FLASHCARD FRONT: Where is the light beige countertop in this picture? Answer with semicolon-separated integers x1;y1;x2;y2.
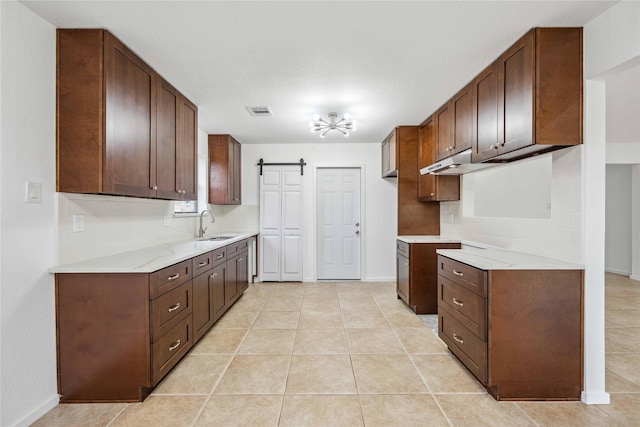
49;232;258;274
397;235;462;244
436;246;584;270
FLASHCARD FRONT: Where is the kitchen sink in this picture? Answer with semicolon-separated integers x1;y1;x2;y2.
201;235;236;241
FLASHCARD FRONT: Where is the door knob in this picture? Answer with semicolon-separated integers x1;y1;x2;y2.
355;222;360;227
355;230;360;235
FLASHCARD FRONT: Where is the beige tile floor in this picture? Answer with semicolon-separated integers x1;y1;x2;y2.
33;275;639;426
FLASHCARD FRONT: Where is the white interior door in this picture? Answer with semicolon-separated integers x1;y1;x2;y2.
259;166;303;282
281;168;303;281
317;168;361;280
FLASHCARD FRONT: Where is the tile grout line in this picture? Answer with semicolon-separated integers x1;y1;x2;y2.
189;296;257;427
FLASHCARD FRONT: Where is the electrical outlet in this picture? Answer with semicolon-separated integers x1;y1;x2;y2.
164;215;172;226
73;214;85;232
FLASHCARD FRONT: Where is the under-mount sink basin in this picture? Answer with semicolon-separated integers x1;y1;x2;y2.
199;234;237;241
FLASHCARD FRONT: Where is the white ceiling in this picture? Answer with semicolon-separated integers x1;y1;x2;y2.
22;0;616;144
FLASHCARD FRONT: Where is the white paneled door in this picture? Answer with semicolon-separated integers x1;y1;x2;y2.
317;168;361;280
259;166;303;282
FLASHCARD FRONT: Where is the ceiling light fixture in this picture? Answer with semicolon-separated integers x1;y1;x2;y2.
308;112;357;138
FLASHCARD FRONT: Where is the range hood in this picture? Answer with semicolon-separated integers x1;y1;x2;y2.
420;149;497;176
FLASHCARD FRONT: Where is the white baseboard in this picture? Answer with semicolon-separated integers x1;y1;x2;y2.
581;391;610;405
630;275;640;282
605;267;631;276
363;276;395;282
13;394;59;427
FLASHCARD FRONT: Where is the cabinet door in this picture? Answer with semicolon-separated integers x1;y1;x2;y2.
211;262;227;321
418;120;436;201
103;32;157;198
396;253;410;303
498;30;535;155
193;272;214;342
381;139;390;177
237;250;249;294
230;138;241;204
435;103;453;160
156;78;180;200
381;129;397;177
177;95;198;201
452;83;473;154
225;256;239;306
472;62;500;162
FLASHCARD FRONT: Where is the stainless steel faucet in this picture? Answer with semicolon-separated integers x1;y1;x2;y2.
198;209;216;238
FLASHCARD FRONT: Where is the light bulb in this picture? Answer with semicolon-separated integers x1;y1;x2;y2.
320;133;326;139
343;113;351;120
313;114;320;121
308;121;314;127
344;132;349;137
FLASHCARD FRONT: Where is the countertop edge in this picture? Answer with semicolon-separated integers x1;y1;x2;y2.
436;248;585;271
49;232;259;274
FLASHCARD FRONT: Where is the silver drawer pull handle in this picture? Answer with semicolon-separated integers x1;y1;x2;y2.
169;339;181;351
452;269;464;277
198;261;208;267
452;298;464;307
453;334;464;344
167;273;180;281
167;303;181;313
216;254;224;259
210;273;217;279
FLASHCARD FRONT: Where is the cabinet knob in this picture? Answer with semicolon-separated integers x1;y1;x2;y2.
489;144;495;149
430;193;435;196
151;185;158;191
182;190;186;194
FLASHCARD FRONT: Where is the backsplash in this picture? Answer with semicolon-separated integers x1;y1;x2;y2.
56;193;259;265
440;146;583;264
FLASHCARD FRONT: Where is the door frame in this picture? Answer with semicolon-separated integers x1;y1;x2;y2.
313;164;366;281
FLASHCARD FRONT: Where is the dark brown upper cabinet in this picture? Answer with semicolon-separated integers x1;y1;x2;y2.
418;117;460;202
472;61;500;162
435;83;474;162
56;29;198;200
208;134;242;205
381;128;398;177
434;103;453;161
473;27;582;162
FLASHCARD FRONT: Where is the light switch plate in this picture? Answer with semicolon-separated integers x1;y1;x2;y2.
73;214;85;232
26;181;42;204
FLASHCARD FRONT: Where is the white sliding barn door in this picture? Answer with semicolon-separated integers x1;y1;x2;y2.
259;166;303;281
317;168;361;280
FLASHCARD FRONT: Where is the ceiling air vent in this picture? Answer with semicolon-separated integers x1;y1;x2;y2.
246;106;273;117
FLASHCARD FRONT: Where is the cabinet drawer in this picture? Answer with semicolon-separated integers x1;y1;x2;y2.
150;260;192;299
226;242;238;257
439;310;486;384
438;275;486;339
212;247;226;267
151;281;192;342
152;315;193;385
193;252;214;276
438;255;487;297
396;240;410;257
236;238;249;251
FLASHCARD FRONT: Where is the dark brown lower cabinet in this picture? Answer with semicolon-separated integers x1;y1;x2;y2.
437;254;583;400
396;239;461;314
55;238;251;402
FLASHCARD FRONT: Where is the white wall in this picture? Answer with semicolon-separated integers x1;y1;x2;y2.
441;147;583;263
242;142;397;282
605;165;632;275
582;0;640;405
0;2;58;425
